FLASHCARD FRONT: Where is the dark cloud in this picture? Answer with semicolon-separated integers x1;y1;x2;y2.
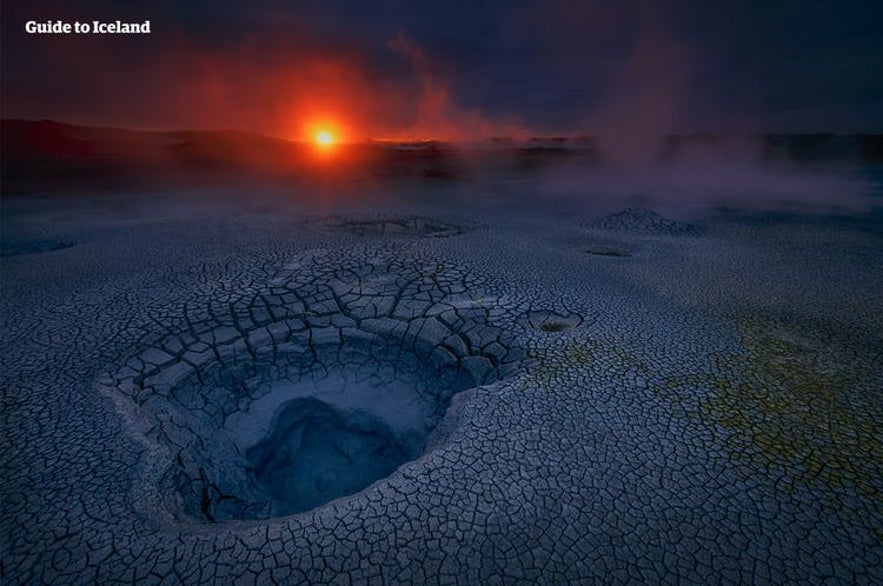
2;0;881;136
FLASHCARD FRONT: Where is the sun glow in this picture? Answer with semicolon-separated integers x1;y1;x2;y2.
315;130;334;146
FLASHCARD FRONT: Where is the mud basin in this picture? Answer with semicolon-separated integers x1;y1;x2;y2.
229;367;459;517
106;253;523;522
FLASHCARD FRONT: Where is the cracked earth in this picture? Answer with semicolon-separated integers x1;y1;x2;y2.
2;187;882;583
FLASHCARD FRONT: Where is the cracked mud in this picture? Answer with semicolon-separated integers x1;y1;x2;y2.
3;196;882;583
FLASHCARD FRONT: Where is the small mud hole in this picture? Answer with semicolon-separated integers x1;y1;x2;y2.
583;245;632;257
518;310;583;334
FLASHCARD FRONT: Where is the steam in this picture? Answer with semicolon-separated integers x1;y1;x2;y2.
524;4;874;216
587;27;693;166
388;31;526;142
537;137;875;215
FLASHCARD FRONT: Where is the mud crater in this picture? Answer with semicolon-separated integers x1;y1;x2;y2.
595;208;698;236
312;216;471;238
108;256;522;522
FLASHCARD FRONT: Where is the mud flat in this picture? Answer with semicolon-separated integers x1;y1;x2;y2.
2;180;882;583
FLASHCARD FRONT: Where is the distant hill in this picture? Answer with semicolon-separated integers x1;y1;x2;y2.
1;119;311;192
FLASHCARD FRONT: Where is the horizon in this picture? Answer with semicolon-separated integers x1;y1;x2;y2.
6;117;883;145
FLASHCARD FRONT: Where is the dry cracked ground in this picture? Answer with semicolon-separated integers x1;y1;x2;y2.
2;184;882;583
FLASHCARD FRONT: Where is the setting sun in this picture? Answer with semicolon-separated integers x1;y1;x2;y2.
315;130;334;146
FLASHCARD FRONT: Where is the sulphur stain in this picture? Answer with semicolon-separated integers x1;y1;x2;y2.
701;316;882;504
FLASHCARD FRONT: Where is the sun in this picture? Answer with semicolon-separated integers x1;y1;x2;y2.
315;130;334;146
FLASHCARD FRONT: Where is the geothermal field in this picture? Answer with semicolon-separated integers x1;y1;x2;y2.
3;1;883;581
2;122;882;582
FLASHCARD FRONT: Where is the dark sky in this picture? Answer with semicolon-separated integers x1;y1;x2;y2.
2;0;881;139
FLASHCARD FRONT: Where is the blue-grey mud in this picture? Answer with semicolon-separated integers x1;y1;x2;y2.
2;137;882;583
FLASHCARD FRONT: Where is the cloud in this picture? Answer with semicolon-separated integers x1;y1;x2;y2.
3;0;881;134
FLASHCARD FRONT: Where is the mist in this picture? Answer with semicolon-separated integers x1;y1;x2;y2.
535;137;877;217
